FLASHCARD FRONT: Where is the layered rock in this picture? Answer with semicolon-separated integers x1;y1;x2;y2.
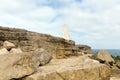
0;26;111;80
23;56;111;80
0;26;92;59
75;45;93;55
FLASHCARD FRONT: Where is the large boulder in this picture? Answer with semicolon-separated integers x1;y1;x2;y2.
3;41;16;51
0;52;37;80
32;48;52;66
91;50;115;64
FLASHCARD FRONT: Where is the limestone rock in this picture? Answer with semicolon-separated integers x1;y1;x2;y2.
0;26;111;80
23;56;111;80
111;69;120;79
76;45;93;54
110;77;120;80
0;48;52;80
32;48;52;66
0;26;79;59
3;41;16;50
0;26;94;59
91;50;115;64
0;48;9;55
0;52;37;80
10;48;23;54
116;61;120;69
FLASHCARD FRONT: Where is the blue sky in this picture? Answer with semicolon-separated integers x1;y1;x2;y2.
0;0;120;49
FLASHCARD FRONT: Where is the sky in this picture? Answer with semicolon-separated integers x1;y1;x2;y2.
0;0;120;49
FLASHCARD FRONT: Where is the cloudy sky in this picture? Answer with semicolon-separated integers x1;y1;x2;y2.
0;0;120;49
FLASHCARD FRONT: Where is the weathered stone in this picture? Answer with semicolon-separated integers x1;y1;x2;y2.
0;26;112;80
10;48;23;54
0;51;111;80
110;77;120;80
20;46;37;52
116;61;120;69
111;69;120;79
0;41;3;46
0;48;9;55
76;44;93;54
0;52;37;80
0;26;78;58
91;50;115;64
3;41;16;50
32;48;52;66
0;47;52;80
23;56;111;80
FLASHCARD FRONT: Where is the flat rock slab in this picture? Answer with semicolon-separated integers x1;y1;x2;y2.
0;52;37;80
110;77;120;80
24;56;111;80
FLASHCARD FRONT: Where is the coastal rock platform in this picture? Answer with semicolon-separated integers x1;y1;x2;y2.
0;26;113;80
24;56;110;80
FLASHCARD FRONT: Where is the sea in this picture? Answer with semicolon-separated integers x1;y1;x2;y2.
93;49;120;56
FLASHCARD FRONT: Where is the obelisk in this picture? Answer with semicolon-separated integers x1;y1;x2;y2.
62;24;70;40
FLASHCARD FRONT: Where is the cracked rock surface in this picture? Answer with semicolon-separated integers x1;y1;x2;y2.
24;56;111;80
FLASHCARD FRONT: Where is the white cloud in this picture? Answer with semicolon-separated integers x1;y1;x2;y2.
0;0;120;49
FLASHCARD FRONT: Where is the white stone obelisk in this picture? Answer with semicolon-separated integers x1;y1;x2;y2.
62;24;70;40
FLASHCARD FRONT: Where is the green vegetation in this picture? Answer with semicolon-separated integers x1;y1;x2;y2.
112;56;120;62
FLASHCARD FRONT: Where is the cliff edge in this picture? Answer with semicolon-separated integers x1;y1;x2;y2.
0;26;92;59
0;26;111;80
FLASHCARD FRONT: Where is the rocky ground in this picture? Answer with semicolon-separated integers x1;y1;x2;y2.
91;50;120;80
110;57;120;80
24;56;110;80
0;26;120;80
110;69;120;80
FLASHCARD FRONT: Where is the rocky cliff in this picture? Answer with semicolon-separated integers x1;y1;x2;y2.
0;26;92;59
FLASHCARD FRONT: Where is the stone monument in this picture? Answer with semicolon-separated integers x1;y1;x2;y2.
62;24;70;40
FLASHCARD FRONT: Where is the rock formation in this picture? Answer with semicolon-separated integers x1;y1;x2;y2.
0;52;37;80
24;56;111;80
3;41;16;51
75;45;93;55
0;26;112;80
91;50;115;67
91;50;120;80
0;41;52;80
0;26;92;59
